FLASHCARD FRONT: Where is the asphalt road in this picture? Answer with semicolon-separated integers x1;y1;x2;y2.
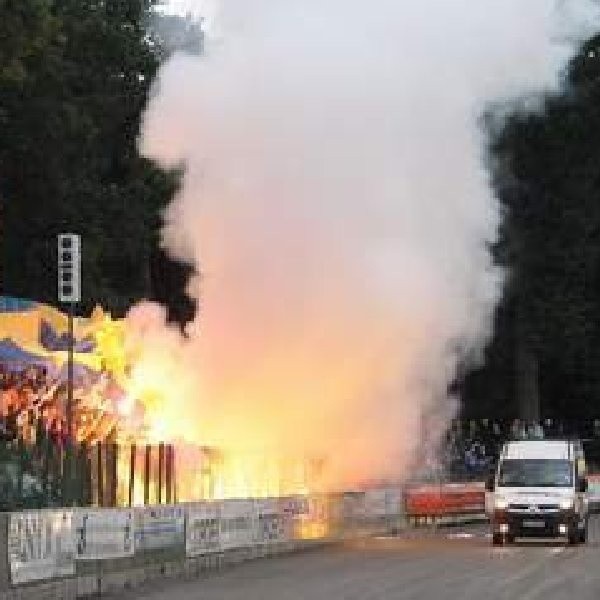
131;517;600;600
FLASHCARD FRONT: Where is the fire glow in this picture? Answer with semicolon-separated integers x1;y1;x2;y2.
137;0;597;496
62;0;597;502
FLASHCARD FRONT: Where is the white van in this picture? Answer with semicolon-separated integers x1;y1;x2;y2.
486;439;588;545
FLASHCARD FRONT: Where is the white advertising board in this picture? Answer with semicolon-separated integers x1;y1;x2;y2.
280;496;309;517
342;492;366;521
255;498;287;544
74;509;134;560
364;489;389;517
135;505;185;551
8;510;75;584
186;502;221;556
383;487;404;516
219;500;257;550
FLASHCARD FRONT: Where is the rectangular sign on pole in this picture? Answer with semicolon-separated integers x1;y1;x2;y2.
8;510;75;585
73;509;134;560
57;233;81;304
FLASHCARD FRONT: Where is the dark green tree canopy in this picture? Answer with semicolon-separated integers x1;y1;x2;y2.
0;0;190;317
462;33;600;420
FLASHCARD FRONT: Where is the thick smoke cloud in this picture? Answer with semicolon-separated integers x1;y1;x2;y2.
139;0;597;487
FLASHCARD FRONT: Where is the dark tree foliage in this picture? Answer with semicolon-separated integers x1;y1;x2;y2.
145;11;202;327
0;0;197;324
461;34;600;420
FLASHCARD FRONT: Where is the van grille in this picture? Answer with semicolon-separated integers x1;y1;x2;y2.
507;503;560;512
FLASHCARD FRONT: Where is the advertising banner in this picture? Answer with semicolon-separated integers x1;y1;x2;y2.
364;489;390;517
280;496;309;517
383;487;404;517
405;482;485;516
8;510;75;584
363;488;404;518
255;498;287;544
341;492;366;521
293;495;330;540
74;509;134;560
134;505;185;552
186;502;221;557
219;500;257;550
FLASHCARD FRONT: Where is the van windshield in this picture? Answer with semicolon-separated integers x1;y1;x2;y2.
497;459;573;488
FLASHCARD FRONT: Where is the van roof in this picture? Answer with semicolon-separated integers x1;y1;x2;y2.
503;440;575;460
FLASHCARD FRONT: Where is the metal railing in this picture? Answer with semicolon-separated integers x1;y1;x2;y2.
0;433;180;510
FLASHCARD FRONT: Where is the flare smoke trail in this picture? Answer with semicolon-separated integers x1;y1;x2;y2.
137;0;598;487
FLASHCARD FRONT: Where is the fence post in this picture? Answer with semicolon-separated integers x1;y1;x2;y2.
72;442;81;506
144;445;151;506
158;443;164;504
16;437;25;508
129;444;136;507
79;442;91;506
173;448;177;504
96;442;103;507
165;445;172;504
41;423;50;505
110;443;118;507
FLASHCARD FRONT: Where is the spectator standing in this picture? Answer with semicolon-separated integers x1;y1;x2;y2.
510;418;526;440
5;405;18;442
527;421;544;439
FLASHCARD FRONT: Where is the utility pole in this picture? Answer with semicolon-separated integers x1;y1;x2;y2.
58;233;81;504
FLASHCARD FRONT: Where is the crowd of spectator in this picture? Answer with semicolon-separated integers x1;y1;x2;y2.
0;363;138;451
443;417;600;479
0;363;128;509
0;365;70;448
4;361;600;493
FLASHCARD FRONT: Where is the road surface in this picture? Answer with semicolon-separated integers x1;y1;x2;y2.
130;517;600;600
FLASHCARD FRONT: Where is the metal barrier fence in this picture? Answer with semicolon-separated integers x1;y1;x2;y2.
0;439;184;511
0;489;408;597
0;482;495;598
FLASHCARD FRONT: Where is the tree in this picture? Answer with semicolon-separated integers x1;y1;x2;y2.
0;0;188;319
461;33;600;420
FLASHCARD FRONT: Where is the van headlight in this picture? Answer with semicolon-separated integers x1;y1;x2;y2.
494;497;508;510
559;498;574;511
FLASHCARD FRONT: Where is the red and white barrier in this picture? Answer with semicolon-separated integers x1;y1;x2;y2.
404;482;486;525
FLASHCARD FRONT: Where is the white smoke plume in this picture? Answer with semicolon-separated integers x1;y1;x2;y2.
138;0;598;488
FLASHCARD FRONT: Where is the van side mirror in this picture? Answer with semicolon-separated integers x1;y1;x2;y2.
578;478;588;493
485;473;495;492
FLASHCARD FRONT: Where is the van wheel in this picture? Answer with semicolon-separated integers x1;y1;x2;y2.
492;533;503;546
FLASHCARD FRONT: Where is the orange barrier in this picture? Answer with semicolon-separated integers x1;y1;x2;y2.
405;483;485;517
